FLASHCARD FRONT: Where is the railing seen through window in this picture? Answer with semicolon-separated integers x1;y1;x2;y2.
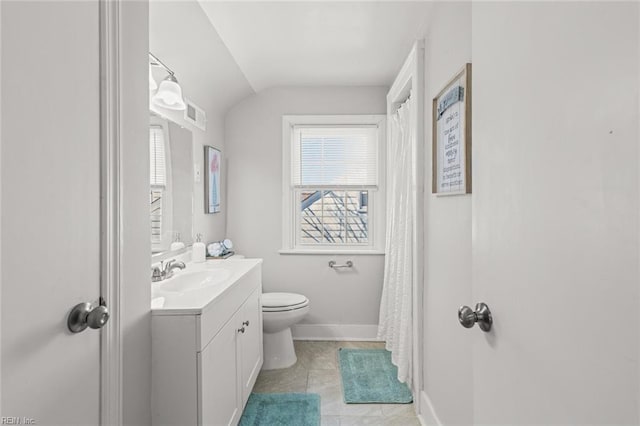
299;190;368;244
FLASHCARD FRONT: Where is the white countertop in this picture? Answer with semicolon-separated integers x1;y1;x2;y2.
151;258;262;315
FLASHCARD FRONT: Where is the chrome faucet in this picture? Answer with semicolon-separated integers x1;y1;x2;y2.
164;259;186;278
151;259;186;282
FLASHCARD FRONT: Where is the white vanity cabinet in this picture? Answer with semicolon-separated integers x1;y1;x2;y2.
152;260;263;426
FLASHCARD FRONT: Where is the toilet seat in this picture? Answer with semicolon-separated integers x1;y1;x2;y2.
262;292;309;312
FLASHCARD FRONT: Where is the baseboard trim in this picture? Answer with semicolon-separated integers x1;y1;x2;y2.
291;324;381;341
417;414;428;426
420;390;443;426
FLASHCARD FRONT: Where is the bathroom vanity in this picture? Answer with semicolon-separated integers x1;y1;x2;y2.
151;259;263;426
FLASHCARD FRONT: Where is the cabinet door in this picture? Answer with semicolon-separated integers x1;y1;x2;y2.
239;288;264;406
199;317;241;426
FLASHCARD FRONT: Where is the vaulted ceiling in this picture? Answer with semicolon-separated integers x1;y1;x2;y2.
198;1;433;92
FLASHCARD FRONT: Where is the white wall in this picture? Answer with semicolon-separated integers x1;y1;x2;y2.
0;0;3;415
225;87;388;338
471;2;639;424
149;1;253;246
120;2;153;424
420;3;473;425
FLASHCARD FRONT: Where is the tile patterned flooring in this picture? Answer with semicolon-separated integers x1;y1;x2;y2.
252;341;421;426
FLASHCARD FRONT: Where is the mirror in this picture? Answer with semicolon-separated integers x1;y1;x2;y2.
150;114;194;254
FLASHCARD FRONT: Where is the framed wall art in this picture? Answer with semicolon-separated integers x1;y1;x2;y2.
204;145;221;213
432;63;472;195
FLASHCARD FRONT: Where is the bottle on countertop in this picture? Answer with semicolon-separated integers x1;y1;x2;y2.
192;233;206;263
169;233;185;251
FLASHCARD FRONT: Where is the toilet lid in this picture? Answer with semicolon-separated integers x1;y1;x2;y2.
262;292;309;311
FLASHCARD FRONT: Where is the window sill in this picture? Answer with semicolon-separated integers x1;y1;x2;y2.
278;249;385;255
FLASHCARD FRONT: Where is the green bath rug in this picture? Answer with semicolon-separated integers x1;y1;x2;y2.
239;393;320;426
338;348;413;404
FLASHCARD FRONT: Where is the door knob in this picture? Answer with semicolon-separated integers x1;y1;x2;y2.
458;302;492;332
237;326;246;334
87;305;110;329
242;320;250;327
68;300;110;333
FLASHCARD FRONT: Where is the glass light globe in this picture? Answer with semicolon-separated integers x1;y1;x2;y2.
152;75;186;110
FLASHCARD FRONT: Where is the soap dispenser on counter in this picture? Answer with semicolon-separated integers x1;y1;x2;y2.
169;233;185;251
192;233;206;263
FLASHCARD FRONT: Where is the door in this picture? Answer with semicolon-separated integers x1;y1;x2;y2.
239;288;263;407
471;2;638;424
1;1;103;424
200;317;241;426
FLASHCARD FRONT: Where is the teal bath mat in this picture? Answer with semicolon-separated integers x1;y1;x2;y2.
239;393;320;426
338;348;413;404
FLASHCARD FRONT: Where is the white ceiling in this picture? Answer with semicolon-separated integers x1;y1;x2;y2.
198;1;433;91
150;0;254;116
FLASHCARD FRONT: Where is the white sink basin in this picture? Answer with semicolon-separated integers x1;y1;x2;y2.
151;259;263;313
151;296;165;309
156;270;231;293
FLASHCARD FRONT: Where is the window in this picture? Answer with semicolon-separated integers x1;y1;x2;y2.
150;126;166;187
281;115;386;254
149;126;166;246
150;189;163;244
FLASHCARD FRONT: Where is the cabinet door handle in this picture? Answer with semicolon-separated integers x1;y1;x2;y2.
242;320;250;327
237;327;246;334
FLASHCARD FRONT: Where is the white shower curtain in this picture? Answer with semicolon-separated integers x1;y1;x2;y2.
377;95;414;387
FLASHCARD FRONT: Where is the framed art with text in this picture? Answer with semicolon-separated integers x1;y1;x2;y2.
432;63;472;195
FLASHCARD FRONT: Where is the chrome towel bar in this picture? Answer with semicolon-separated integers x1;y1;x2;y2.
329;260;353;269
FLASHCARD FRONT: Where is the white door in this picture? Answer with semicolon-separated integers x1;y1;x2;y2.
471;2;638;424
2;1;103;424
200;318;241;426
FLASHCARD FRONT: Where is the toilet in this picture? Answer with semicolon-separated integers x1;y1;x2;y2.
261;292;310;370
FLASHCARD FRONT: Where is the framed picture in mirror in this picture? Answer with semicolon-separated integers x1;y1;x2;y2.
204;146;221;213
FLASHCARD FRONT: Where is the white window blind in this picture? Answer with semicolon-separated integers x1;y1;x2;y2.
292;126;378;187
150;126;166;187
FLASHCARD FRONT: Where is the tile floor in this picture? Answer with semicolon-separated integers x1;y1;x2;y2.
252;340;421;426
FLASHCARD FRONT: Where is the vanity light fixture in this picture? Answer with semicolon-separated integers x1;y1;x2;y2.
149;65;158;91
149;52;186;111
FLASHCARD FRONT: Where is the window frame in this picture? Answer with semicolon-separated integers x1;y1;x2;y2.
149;120;173;253
280;115;386;255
